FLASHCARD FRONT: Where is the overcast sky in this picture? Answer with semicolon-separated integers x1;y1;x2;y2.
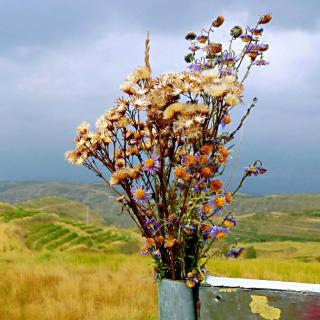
0;0;319;194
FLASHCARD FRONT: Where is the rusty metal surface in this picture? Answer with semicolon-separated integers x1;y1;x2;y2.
200;285;320;320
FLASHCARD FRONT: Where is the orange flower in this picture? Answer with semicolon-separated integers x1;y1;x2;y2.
115;149;123;160
207;43;222;54
223;115;232;125
200;144;213;155
146;238;156;247
201;224;211;232
201;204;213;215
184;155;196;167
164;236;178;248
197;155;209;165
133;131;143;140
184;174;192;183
219;145;229;157
214;196;225;209
118;170;129;180
145;209;153;217
174;167;187;179
225;192;233;204
200;167;212;178
156;235;165;245
145;158;154;168
197;35;208;44
216;231;227;239
210;179;222;192
128;168;140;179
186;280;196;288
116;159;125;168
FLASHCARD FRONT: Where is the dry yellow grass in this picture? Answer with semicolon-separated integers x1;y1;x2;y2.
0;253;157;320
0;245;319;320
207;258;320;283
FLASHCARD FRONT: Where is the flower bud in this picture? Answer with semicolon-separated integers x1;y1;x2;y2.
185;32;197;40
259;13;272;24
230;26;243;38
212;16;224;27
184;53;194;63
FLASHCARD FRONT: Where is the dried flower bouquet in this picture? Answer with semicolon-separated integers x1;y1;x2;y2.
66;14;271;286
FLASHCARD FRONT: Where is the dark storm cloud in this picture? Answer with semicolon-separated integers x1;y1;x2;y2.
0;0;319;194
0;0;319;53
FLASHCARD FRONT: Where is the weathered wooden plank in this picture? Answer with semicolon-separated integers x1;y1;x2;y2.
200;277;320;320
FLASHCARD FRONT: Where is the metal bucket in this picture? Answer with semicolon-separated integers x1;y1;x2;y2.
158;279;196;320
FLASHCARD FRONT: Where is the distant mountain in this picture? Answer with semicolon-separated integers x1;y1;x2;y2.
229;194;320;214
1;181;320;237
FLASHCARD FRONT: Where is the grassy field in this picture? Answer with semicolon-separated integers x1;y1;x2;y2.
0;249;319;320
0;194;319;319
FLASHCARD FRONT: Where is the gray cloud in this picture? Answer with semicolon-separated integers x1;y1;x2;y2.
0;1;319;194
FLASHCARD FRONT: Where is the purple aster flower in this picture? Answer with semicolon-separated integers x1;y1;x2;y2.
248;43;269;52
219;67;234;76
223;217;237;228
256;166;268;174
222;50;238;65
259;44;269;51
181;224;197;235
197;35;208;43
140;248;149;255
142;153;160;175
198;203;214;218
189;45;200;52
209;226;229;239
239;34;253;42
249;27;264;36
226;247;244;259
152;250;161;260
201;224;226;241
244;165;267;176
246;49;259;59
253;59;269;66
144;216;161;234
188;63;202;72
131;185;152;204
192;181;208;193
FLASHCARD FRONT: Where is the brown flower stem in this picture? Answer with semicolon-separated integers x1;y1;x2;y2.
228;97;257;141
170;249;176;280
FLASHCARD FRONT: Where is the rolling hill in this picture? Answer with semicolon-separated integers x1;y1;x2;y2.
0;181;319;243
0;201;140;254
0;181;131;227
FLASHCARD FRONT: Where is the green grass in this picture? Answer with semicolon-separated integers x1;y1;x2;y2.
46;232;78;250
34;228;70;250
227;210;320;243
0;207;39;222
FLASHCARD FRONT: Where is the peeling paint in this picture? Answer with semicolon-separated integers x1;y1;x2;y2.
219;288;237;293
250;295;281;320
